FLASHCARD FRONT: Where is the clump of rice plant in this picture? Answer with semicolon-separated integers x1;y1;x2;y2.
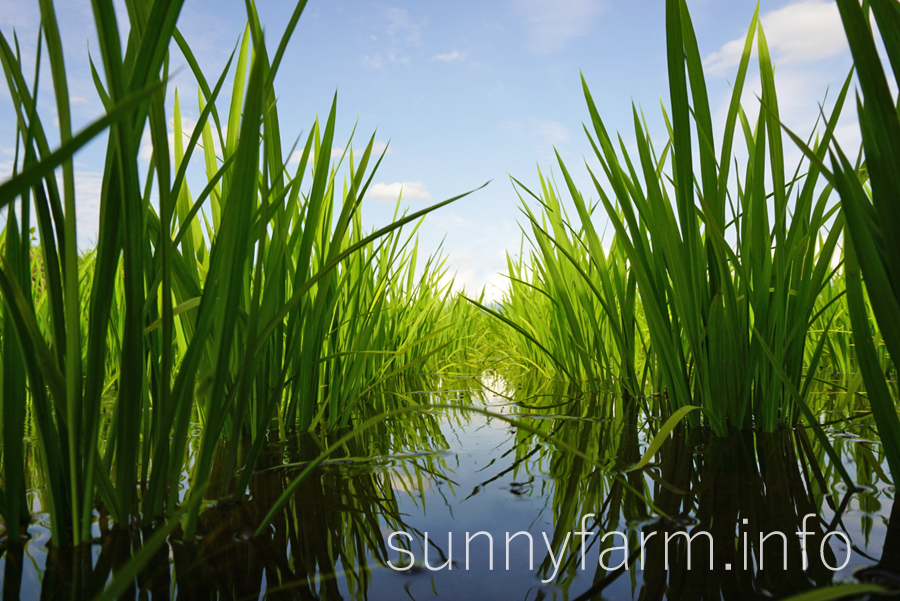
480;176;642;395
0;0;480;544
494;0;849;436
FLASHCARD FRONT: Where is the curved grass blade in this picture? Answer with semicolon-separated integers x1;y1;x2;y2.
626;405;702;473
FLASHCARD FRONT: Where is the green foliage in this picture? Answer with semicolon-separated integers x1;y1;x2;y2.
821;0;900;478
0;0;481;544
2;3;899;598
496;0;852;438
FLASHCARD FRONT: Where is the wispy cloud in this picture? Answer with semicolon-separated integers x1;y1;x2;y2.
704;0;847;73
0;1;39;29
367;181;431;203
433;50;467;62
363;7;426;69
704;2;859;191
429;211;470;229
362;54;384;69
504;118;572;148
385;7;423;45
509;0;606;54
534;120;570;146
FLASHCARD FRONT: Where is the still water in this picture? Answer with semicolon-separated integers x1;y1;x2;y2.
1;373;897;599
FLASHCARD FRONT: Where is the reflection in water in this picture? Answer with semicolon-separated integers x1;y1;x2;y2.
0;373;897;599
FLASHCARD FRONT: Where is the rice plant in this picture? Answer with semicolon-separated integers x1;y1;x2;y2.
2;0;898;597
495;0;850;436
490;174;648;397
795;0;900;478
0;0;481;545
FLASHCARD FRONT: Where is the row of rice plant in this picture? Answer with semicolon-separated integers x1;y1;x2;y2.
0;0;483;545
490;0;866;437
491;186;644;395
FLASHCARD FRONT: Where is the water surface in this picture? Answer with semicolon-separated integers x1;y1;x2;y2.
1;374;897;600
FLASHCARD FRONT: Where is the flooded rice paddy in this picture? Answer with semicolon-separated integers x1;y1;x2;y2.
1;373;897;600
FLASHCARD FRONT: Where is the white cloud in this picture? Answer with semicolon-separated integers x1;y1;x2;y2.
703;1;859;178
445;250;513;305
501;118;572;149
385;47;410;66
429;211;470;229
367;181;432;203
362;53;384;70
372;140;393;155
481;271;511;305
385;8;423;45
510;0;606;54
709;53;855;151
433;50;467;62
705;0;847;73
832;121;862;153
363;7;426;68
534;120;570;146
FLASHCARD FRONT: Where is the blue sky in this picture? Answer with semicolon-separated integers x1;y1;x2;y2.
0;0;857;301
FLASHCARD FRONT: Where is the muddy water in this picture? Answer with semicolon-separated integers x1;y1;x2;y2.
1;374;897;599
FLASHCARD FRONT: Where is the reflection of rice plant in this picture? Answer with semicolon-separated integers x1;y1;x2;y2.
1;410;456;600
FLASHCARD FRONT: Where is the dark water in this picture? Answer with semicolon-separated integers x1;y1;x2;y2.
1;374;898;600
